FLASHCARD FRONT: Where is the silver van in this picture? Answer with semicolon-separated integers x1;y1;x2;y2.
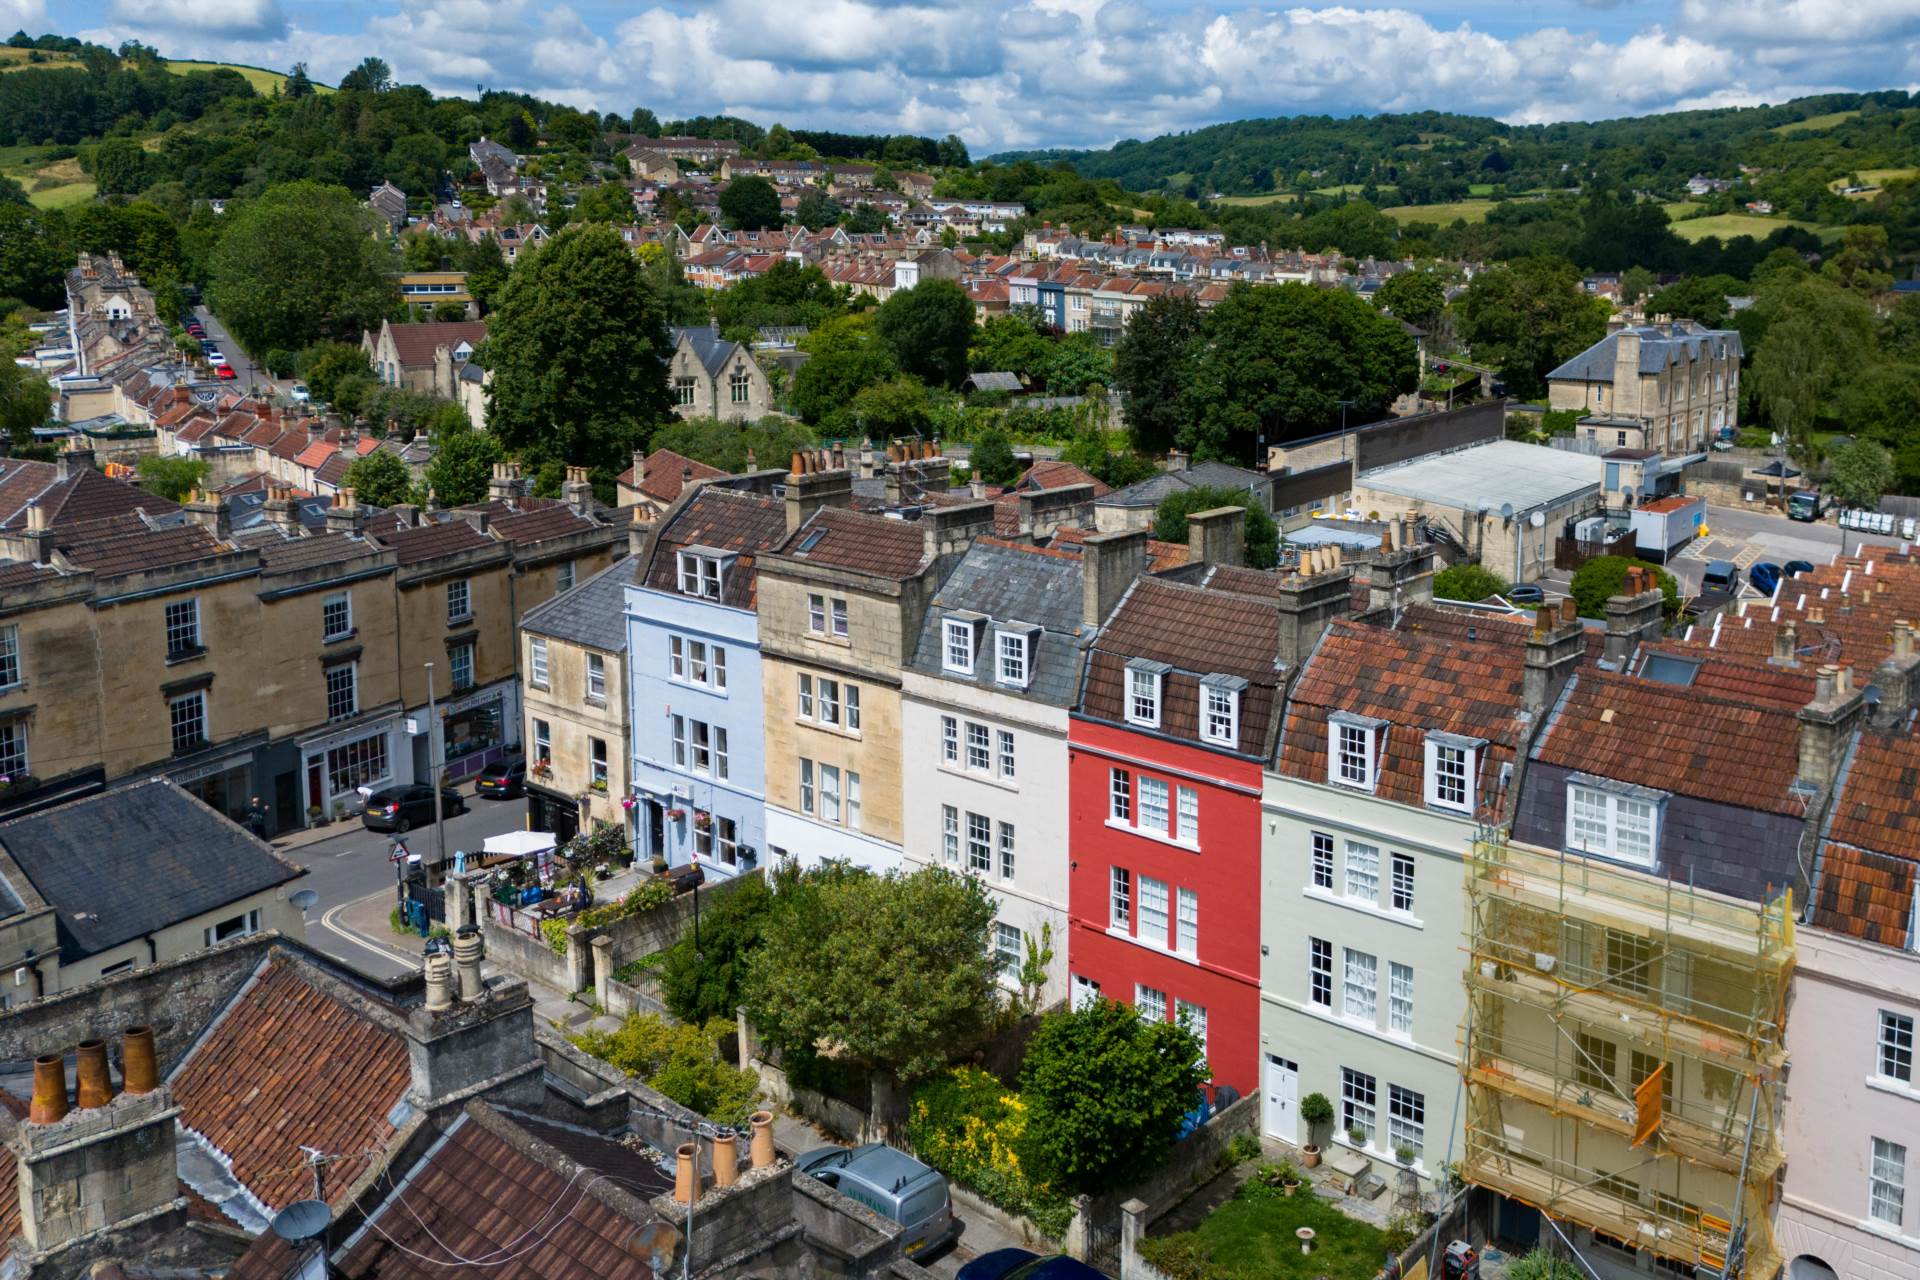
794;1144;956;1256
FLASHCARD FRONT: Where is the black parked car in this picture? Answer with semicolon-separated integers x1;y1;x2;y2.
475;757;526;799
361;785;467;833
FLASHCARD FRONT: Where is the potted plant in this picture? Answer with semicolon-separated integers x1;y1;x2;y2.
1397;1144;1417;1167
590;778;607;793
306;803;324;826
1276;1159;1301;1197
1299;1092;1334;1168
1348;1124;1369;1148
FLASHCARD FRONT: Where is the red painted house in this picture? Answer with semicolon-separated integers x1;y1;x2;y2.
1067;571;1293;1096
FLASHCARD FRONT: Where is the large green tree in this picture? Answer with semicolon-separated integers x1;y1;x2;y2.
1747;278;1878;452
1826;439;1896;510
0;360;53;437
483;223;676;474
711;259;845;340
1455;257;1609;402
205;181;399;355
0;204;69;309
134;455;210;502
1113;292;1203;455
718;175;782;231
874;279;975;388
572;181;636;224
423;429;504;506
743;863;999;1083
648;416;818;474
1152;484;1279;569
343;450;416;506
296;342;375;406
1372;267;1447;330
789;315;898;426
1181;281;1416;462
1020;998;1207;1196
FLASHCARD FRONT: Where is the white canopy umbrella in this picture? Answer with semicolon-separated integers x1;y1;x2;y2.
482;830;558;859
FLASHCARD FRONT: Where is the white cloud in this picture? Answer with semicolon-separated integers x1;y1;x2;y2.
60;0;1920;152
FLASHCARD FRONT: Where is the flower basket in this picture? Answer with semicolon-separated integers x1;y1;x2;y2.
693;811;711;829
531;759;553;780
665;807;686;822
620;794;637;811
590;779;608;793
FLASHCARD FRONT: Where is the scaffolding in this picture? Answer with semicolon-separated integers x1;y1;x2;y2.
1461;836;1795;1280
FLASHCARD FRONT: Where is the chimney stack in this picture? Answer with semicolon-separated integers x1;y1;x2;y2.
749;1111;776;1169
1274;550;1357;668
674;1143;700;1204
1771;620;1799;666
29;1053;66;1124
1364;525;1437;614
181;487;231;539
713;1130;739;1188
487;461;520;501
783;454;854;533
452;924;485;1002
424;948;455;1012
1872;621;1920;728
562;465;593;515
74;1039;113;1110
121;1027;157;1096
632;448;648;491
1603;566;1666;666
1525;596;1587;714
21;502;54;564
1082;528;1147;627
1186;506;1245;571
629;508;653;559
326;487;365;536
1798;663;1867;791
55;439;95;481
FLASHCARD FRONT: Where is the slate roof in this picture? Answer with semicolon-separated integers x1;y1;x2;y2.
619;448;729;505
1811;729;1920;948
640;485;787;611
258;531;382;574
56;518;231;576
1047;524;1189;572
171;956;411;1217
485;499;598;545
0;460;179;530
326;1108;652;1279
907;537;1090;707
1276;619;1530;816
0;780;304;963
385;320;488;369
1079;576;1286;757
777;506;929;578
672;324;745;378
1531;669;1807;815
0;561;61;591
1546;320;1743;384
1099;462;1271;510
371;518;496;565
522;558;638;651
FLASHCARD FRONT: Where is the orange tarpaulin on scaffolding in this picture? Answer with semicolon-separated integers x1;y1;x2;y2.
1634;1064;1666;1146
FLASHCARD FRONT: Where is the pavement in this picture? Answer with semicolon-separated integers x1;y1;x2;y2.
192;305;277;398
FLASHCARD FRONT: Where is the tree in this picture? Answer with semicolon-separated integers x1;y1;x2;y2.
711;259;845;339
1114;293;1203;455
744;863;999;1083
483;223;676;474
337;56;391;93
1182;282;1416;462
1748;279;1878;451
431;300;467;322
135;455;210;502
1058;431;1159;489
1456;258;1610;402
648;415;818;474
89;137;146;197
1433;563;1509;602
423;429;503;505
874;279;975;388
971;310;1051;379
572;181;635;225
1620;266;1656;306
968;427;1020;486
342;450;415;506
1373;268;1447;330
793;189;840;229
1152;485;1280;569
0;360;52;436
1647;275;1741;327
848;376;933;440
297;342;375;406
0;204;69;308
718;176;782;231
1020;998;1207;1196
206;182;399;355
789;315;897;425
1039;332;1113;396
659;874;774;1024
1826;439;1896;510
1570;556;1678;620
284;62;313;98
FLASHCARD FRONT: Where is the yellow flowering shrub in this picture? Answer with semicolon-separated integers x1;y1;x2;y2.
906;1066;1072;1238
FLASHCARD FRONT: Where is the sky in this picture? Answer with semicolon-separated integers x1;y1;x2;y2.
21;0;1920;153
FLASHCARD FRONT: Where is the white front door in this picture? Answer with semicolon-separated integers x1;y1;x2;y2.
1264;1055;1299;1143
1071;973;1101;1011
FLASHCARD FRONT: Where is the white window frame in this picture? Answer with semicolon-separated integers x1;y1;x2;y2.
943;619;976;674
586;653;606;701
1388;1084;1425;1159
1201;680;1239;747
1309;937;1333;1007
997;729;1016;780
1390;852;1415;913
831;597;849;638
1330;717;1378;791
589;736;608;787
322;592;353;642
203;909;260;947
994;921;1022;978
556;560;575;593
808;593;826;633
997;821;1015;879
797;673;814;719
169;691;207;753
325;661;358;721
1345;840;1380;904
671;715;687;768
1138;776;1170;835
1176;999;1207;1055
1311;832;1334;889
533;717;551;764
1176;887;1198;955
0;719;27;778
1126;665;1162;728
1139;875;1169;945
1566;782;1660;869
1880;1011;1915;1084
1110;866;1132;928
165;597;201;655
996;630;1030;687
967;811;991;874
1343;947;1377;1023
1425;735;1475;813
941;715;958;764
1135;984;1167;1023
966;721;990;771
1389;962;1414;1035
446;578;470;623
1109;768;1131;822
1176;785;1198;844
530;636;550;688
799;758;814;814
449;640;474;691
677;552;722;600
1871;1137;1906;1227
1342;1067;1377;1143
942;805;959;863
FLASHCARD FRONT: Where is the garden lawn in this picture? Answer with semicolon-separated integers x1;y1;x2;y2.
1142;1182;1391;1280
1668;213;1820;242
1214;192;1298;207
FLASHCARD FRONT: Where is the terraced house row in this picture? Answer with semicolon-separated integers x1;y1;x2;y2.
509;447;1920;1280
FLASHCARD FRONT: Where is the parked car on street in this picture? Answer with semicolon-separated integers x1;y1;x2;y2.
475;757;526;799
361;784;467;833
290;383;310;402
1749;562;1784;596
1505;584;1546;605
793;1145;956;1258
1785;560;1815;579
956;1251;1109;1280
1701;560;1739;595
215;365;236;380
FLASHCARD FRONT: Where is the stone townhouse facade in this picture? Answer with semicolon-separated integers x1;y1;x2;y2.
667;326;776;422
1547;320;1743;455
520;560;636;843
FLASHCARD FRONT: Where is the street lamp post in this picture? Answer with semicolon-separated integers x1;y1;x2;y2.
425;662;447;873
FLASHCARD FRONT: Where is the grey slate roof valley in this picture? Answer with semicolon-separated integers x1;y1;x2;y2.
0;779;305;963
908;538;1090;707
1099;461;1273;510
673;324;746;378
1546;320;1743;384
521;558;639;652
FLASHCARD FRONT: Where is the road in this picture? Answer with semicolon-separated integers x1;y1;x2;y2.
192;305;276;397
282;789;529;980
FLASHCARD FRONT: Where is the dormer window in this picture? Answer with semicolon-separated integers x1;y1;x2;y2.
677;551;723;599
997;628;1034;688
1565;776;1662;869
1328;712;1385;792
1126;660;1167;728
943;616;980;675
1424;732;1482;814
1201;675;1245;748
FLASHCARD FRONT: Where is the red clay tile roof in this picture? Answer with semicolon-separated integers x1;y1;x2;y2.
1812;730;1920;947
1631;642;1817;710
1080;576;1286;755
0;561;62;591
620;449;729;504
1277;619;1529;814
1046;524;1190;572
0;465;178;530
372;518;497;565
269;429;314;462
1021;459;1110;498
316;1110;653;1280
314;451;356;488
385;320;488;369
172;959;411;1214
778;506;928;578
643;486;787;610
1532;669;1808;814
294;439;339;470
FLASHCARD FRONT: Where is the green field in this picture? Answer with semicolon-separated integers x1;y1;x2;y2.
163;59;332;94
1771;110;1860;135
1214;192;1298;207
0;145;98;209
1668;212;1817;242
1829;168;1920;196
1383;198;1496;224
0;47;81;73
1468;183;1496;196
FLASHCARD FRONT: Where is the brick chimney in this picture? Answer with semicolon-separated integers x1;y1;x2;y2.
1525;597;1587;714
181;487;231;539
562;465;594;515
400;931;544;1114
263;484;301;533
783;450;853;533
55;438;95;481
1273;550;1355;668
1770;620;1799;666
1082;528;1147;627
1603;566;1666;666
1186;506;1245;570
1798;664;1867;791
326;487;365;535
20;502;54;563
1365;515;1436;614
628;507;653;559
1872;622;1920;728
922;500;996;564
1016;483;1096;541
631;448;647;490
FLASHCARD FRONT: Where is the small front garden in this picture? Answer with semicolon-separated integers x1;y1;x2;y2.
571;1012;761;1124
1139;1162;1393;1280
906;1065;1073;1238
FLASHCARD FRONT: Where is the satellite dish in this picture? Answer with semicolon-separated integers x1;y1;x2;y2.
629;1220;683;1271
1499;502;1515;521
271;1199;330;1244
1530;510;1546;529
289;889;319;913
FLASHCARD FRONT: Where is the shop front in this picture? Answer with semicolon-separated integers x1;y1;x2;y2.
524;782;581;844
438;681;517;782
299;715;402;825
170;742;259;825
